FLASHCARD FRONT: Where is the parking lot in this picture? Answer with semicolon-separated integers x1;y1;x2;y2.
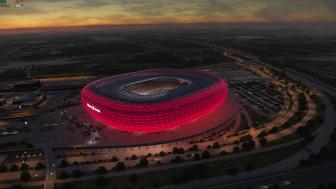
230;81;284;116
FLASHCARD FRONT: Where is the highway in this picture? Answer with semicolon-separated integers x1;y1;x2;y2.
206;162;336;189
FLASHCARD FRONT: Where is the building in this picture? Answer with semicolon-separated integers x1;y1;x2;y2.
81;69;229;133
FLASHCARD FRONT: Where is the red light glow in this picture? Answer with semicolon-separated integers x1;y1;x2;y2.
80;71;228;133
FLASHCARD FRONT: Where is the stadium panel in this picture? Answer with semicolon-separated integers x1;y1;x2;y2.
80;69;229;133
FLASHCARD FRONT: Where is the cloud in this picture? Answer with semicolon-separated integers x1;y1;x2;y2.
1;0;336;30
0;6;46;15
324;0;336;12
249;0;336;22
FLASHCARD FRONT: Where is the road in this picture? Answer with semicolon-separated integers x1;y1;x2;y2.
207;161;336;189
160;48;336;189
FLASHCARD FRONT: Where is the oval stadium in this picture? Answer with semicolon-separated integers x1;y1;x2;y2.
80;69;229;133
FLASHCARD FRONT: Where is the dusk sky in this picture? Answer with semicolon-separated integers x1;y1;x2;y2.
1;0;336;30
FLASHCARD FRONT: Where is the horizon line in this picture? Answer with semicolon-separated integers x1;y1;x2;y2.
1;21;336;33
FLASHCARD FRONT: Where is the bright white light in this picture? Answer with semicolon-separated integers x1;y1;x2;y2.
87;103;101;113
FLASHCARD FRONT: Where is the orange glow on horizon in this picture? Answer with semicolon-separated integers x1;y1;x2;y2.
0;0;335;31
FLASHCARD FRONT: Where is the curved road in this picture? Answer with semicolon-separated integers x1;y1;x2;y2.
160;50;336;189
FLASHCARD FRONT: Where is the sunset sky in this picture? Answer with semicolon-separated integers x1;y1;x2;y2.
1;0;336;30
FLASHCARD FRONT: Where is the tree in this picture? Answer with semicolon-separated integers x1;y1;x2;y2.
128;174;138;185
20;163;29;171
71;169;82;178
172;147;179;154
11;184;23;189
259;137;268;147
159;151;166;156
111;156;118;162
20;171;31;181
0;164;7;172
57;171;69;180
233;146;240;153
113;162;125;171
171;156;183;163
220;150;227;155
138;158;149;167
212;142;220;149
172;147;184;154
191;144;198;151
239;135;253;143
9;164;19;172
193;153;201;161
242;141;255;151
59;159;69;167
257;131;267;138
95;166;107;175
130;154;137;160
269;127;279;134
201;150;210;159
35;162;45;170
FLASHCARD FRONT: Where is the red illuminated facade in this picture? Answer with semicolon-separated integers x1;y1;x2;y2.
80;69;229;133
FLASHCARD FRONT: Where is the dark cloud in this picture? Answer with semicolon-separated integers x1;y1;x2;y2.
324;0;336;12
1;0;336;27
196;0;232;13
0;6;46;15
253;0;335;21
194;0;233;22
70;0;112;8
31;0;111;9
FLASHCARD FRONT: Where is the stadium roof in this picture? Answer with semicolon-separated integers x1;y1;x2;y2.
88;69;218;103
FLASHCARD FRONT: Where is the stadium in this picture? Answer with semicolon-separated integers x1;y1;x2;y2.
80;69;230;133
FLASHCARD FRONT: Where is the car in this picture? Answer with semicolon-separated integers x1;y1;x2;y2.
253;185;269;189
279;180;291;186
